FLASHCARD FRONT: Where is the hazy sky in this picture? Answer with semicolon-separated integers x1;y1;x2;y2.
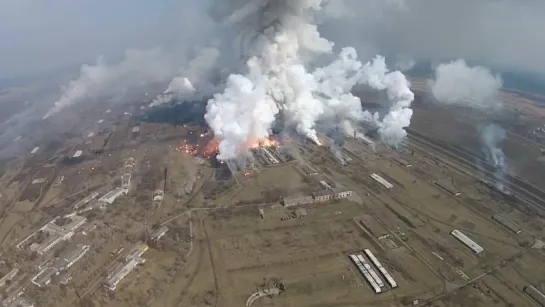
0;0;211;78
1;0;545;79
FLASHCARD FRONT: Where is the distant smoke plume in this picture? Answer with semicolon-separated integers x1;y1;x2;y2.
150;47;222;107
205;0;414;160
44;48;177;118
480;123;507;191
430;59;503;108
395;55;416;72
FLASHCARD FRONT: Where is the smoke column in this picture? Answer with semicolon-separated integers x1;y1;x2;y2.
151;47;222;107
44;48;176;119
480;123;507;191
205;0;414;160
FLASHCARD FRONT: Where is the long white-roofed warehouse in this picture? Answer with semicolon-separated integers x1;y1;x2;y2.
370;173;394;189
450;229;484;254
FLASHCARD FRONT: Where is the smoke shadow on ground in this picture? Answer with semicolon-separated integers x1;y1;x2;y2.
136;100;207;126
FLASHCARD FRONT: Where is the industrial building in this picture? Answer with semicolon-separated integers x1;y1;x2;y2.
364;249;397;288
24;215;86;255
72;150;83;158
370;174;394;189
125;243;149;261
524;285;545;306
492;214;522;234
31;267;58;287
31;235;66;256
313;190;334;202
349;255;381;293
105;257;141;291
73;192;99;209
356;254;384;288
320;180;333;190
392;157;412;167
150;226;168;241
450;229;484;254
282;196;314;207
53;244;89;271
121;173;131;194
359;215;390;239
0;268;19;287
98;187;125;205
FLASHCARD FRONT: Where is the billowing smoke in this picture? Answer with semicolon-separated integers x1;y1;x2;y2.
429;59;503;108
44;48;177;119
150;47;222;107
205;0;414;160
480;123;507;191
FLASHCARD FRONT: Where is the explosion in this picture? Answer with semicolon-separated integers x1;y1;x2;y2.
204;0;414;161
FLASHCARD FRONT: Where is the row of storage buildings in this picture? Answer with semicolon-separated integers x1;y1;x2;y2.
349;249;397;294
281;188;353;207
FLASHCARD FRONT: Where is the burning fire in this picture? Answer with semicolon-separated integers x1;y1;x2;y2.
177;136;280;160
249;138;279;149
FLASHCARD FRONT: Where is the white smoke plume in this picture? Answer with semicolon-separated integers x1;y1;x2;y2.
205;0;414;160
480;123;507;191
430;59;503;108
150;47;222;107
44;48;176;119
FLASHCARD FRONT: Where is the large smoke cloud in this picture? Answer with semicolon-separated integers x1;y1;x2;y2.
204;0;414;160
43;48;177;119
430;59;502;108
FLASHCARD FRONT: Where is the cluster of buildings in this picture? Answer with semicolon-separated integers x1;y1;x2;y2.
31;244;90;287
104;243;148;291
349;249;397;294
281;181;352;207
17;215;87;256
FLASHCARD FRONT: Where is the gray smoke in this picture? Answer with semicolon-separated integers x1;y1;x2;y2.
480;123;507;191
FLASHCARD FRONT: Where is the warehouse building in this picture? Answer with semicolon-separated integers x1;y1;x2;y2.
73;192;99;209
54;244;89;271
434;179;461;196
392;157;412;167
524;285;545;306
150;226;168;241
0;268;19;287
359;215;389;239
282;196;314;207
125;243;149;261
492;214;522;234
105;258;140;291
450;229;484;254
364;249;397;289
370;174;393;189
98;187;125;205
31;267;58;287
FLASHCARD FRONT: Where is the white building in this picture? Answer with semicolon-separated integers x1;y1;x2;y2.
72;150;83;158
105;258;140;291
150;227;168;241
125;243;148;261
0;268;19;287
54;244;89;271
31;267;58;287
121;174;131;194
30;147;39;154
451;229;484;254
370;173;394;189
